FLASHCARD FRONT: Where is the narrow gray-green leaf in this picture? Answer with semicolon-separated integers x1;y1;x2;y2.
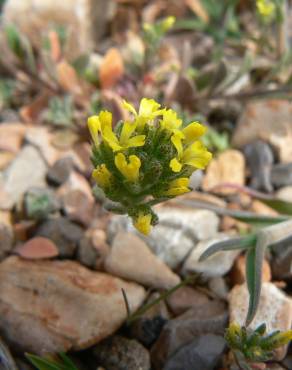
245;234;267;326
199;234;257;261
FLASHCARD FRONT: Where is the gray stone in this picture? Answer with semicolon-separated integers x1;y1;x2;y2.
183;233;240;277
243;140;274;192
93;336;150;370
47;157;73;186
271;163;292;187
3;146;47;205
163;334;226;370
151;300;227;369
0;257;145;355
108;208;219;269
0;335;18;370
0;222;13;261
105;233;180;289
35;217;83;257
24;187;60;221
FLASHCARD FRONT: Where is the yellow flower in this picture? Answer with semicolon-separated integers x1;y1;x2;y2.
122;98;163;129
182;122;206;144
164;177;191;196
133;212;152;235
92;164;112;189
160;109;182;132
256;0;275;18
161;16;176;32
115;153;141;182
228;322;242;338
170;140;212;173
87;111;113;147
103;120;146;152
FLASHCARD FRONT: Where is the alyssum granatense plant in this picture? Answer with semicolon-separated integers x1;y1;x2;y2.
88;98;212;235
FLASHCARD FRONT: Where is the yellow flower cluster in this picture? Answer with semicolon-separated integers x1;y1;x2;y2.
88;98;212;235
256;0;275;19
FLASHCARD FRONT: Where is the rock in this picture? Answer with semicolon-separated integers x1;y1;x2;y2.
3;146;47;206
35;217;83;257
61;189;94;227
15;237;59;259
0;123;26;153
151;299;227;369
183;233;240;278
0;222;13;261
166;286;209;315
24;187;60;221
231;254;271;285
57;171;93;201
47;157;73;186
270;237;292;281
189;170;203;189
276;186;292;202
243;140;274;192
3;0;115;60
108;208;219;269
232;99;292;162
208;277;229;300
129;292;169;348
0;152;15;171
271;163;292;187
93;336;150;370
163;334;226;370
202;150;245;194
229;283;292;359
105;233;180;289
0;256;145;354
0;335;18;370
24;127;59;165
71;142;92;176
77;229;109;269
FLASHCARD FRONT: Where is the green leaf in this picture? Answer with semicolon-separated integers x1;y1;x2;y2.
259;198;292;216
5;24;23;58
245;234;267;326
58;353;79;370
233;213;288;228
26;353;78;370
199;234;257;261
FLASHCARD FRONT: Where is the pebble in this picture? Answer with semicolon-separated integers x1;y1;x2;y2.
108;208;219;269
276;186;292;202
61;189;94;227
15;237;59;259
243;140;274;192
93;336;151;370
202;150;245;194
183;233;240;278
163;334;226;370
3;146;47;206
166;286;209;315
0;256;146;354
35;217;83;257
105;232;180;289
47;157;73;186
151;299;227;368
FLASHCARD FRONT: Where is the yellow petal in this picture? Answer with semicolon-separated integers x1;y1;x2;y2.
122;100;137;116
160;109;182;131
182;122;206;144
114;153;141;182
171;131;184;157
102;126;121;151
133;212;152;235
126;135;146;148
170;157;182;172
99;110;113;131
87;116;100;147
120;121;137;144
169;177;190;188
92;164;112;188
139;98;161;117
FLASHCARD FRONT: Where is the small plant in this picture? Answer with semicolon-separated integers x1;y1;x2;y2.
88;98;212;235
26;352;79;370
226;322;292;369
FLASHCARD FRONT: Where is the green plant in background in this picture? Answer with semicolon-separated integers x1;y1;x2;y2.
26;352;79;370
45;96;74;127
88;98;212;235
226;322;292;369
